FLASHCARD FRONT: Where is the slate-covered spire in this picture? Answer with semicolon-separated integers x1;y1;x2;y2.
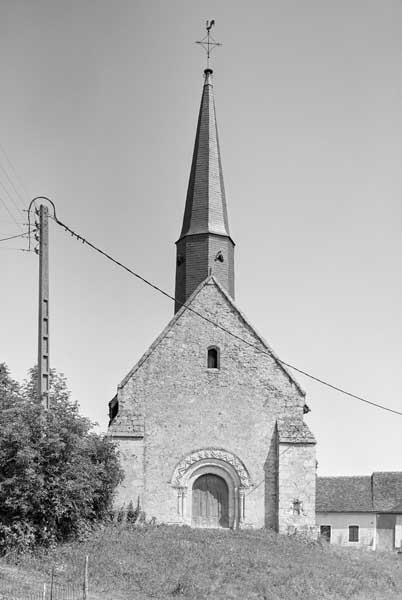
175;69;235;312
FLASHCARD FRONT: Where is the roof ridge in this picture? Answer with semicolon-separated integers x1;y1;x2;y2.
317;475;371;479
372;470;402;475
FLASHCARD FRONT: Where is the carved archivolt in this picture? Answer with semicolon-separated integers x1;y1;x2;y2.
172;448;251;488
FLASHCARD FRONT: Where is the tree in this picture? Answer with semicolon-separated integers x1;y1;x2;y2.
0;364;123;552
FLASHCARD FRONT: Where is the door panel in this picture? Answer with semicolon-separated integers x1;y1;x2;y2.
377;514;396;551
192;474;229;528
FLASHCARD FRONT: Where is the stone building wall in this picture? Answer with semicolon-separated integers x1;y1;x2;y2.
109;278;315;531
111;438;144;510
277;440;317;534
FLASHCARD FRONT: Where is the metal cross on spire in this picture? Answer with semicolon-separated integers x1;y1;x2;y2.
195;20;222;69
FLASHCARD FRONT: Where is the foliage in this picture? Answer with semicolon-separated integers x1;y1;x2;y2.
4;525;402;600
0;363;123;553
126;499;140;524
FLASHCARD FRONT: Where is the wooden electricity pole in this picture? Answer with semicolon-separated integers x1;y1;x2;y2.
37;204;50;409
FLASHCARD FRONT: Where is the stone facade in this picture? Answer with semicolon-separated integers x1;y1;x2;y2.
109;278;316;532
108;66;316;535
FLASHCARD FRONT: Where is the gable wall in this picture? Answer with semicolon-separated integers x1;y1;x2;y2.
116;281;305;527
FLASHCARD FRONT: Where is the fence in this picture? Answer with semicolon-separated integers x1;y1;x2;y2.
0;557;88;600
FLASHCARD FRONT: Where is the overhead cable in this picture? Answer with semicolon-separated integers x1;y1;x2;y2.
40;206;402;418
0;231;29;242
0;196;24;234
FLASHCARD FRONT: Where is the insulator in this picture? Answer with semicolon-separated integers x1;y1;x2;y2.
35;207;40;216
34;233;39;241
34;247;39;255
34;220;39;229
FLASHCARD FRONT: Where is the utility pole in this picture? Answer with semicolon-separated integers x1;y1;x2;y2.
37;204;50;409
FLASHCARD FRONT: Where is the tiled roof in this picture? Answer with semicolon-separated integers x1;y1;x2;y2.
316;476;373;512
316;472;402;513
277;418;316;444
372;472;402;512
179;69;231;241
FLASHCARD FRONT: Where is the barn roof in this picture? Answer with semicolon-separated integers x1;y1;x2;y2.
372;472;402;512
316;476;372;512
316;472;402;513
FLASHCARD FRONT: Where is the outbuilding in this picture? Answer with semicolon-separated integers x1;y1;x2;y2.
316;472;402;551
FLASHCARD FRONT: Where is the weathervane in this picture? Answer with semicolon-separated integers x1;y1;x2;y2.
195;20;222;69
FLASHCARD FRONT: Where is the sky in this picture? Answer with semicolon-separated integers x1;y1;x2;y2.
0;0;401;477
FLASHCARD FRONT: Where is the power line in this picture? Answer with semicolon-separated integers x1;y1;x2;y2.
0;219;26;225
48;211;402;418
0;231;29;242
0;197;24;233
0;180;25;227
0;141;29;205
0;162;27;211
0;246;32;252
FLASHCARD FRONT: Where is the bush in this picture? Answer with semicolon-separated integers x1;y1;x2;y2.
0;364;123;552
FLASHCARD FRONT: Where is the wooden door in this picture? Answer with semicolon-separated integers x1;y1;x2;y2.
192;474;229;528
377;514;396;551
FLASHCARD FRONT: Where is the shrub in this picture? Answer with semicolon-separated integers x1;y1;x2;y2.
0;364;124;552
126;500;140;524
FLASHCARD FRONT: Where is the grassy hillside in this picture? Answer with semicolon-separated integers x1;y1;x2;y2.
3;524;402;599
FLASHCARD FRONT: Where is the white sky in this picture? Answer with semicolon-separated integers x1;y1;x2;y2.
0;0;401;477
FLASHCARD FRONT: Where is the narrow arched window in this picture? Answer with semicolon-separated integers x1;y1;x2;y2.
207;347;219;369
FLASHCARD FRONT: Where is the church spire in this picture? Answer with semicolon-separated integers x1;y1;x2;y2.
175;66;235;313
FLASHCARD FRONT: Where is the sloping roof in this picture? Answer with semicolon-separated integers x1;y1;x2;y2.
277;418;316;444
118;276;304;395
316;472;402;513
179;69;231;241
372;472;402;512
316;476;373;512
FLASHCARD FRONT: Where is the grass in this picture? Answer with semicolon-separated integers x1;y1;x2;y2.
2;524;402;599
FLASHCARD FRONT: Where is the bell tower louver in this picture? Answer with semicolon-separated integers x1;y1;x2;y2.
175;68;235;312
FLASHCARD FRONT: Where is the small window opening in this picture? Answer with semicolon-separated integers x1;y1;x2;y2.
320;525;331;542
207;347;219;369
349;525;359;542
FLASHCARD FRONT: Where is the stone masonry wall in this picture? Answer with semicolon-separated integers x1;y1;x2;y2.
278;442;316;535
111;437;144;511
111;279;312;529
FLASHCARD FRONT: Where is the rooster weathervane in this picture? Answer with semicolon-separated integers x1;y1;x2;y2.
195;20;222;69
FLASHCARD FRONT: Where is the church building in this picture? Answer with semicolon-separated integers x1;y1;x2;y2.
108;67;317;533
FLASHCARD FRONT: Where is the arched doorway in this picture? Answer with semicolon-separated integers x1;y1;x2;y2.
171;448;252;528
192;474;229;528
